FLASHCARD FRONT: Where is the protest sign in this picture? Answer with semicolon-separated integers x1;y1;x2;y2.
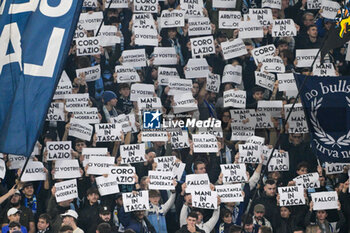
149;171;175;190
47;141;72;161
170;130;190;149
153;47;178;65
261;56;285;73
78;12;103;30
190;36;215;57
252;44;276;65
76;37;101;56
173;92;198;114
138;97;162;112
115;65;140;83
8;155;32;170
263;145;273;165
87;156;115;175
223;90;246;108
97;25;120;47
278;186;305;206
206;74;221;93
221;38;247;60
53;72;72;100
95;123;122;142
268;151;289;172
54;160;81;179
188;17;212;36
198;125;223;138
83;0;97;7
65;93;89;112
216;184;243;202
75;65;101;82
222;64;242;84
307;0;321;9
262;0;281;9
110;166;136;184
311;191;338;210
184;58;210;79
239;143;262;164
246;136;265;145
272;19;297;37
186;174;211;192
192;190;217;209
141;129;168;141
172;162;186;180
134;0;158;13
325;163;350;175
46;102;65;122
218;11;241;29
221;164;248;183
239;20;263;39
130;83;155;101
160;10;185;28
284;103;309;134
71;107;100;124
120;144;146;164
105;0;128;8
82;148;108;165
249;110;274;129
213;0;236;8
158;67;180;85
192;134;218;153
134;27;158;47
123;191;149;212
255;71;275;91
313;62;336;76
0;160;5;179
296;49;320;67
55;179;78;203
277;73;298;92
257;100;283;118
180;0;204;18
168;79;193;95
109;114;131;133
122;49;147;67
21;161;46;182
96;175;120;196
293;172;320;189
133;13;156;30
249;8;273;26
154;156;176;171
321;0;340;19
68;119;93;141
230;119;255;141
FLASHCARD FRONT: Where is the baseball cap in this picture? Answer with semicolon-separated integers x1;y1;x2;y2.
254;204;265;213
7;208;21;217
99;206;110;215
61;210;78;219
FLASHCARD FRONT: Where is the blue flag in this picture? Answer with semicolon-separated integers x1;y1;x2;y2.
0;0;83;156
294;74;350;163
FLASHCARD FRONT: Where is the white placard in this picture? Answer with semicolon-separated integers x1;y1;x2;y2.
123;191;149;212
158;67;180;86
186;173;210;192
216;184;243;203
55;179;78;203
191;190;217;209
296;49;320;68
173;92;198;114
267;151;289;172
134;0;158;13
130;83;155;101
71;107;100;124
21;161;46;182
46;102;65;121
257;100;283;118
120;144;146;164
105;0;128;8
82;148;108;164
122;49;147;67
239;143;262;164
76;37;101;56
192;134;218;153
222;64;242;84
261;56;285;73
321;0;340;19
141;129;168;141
284;103;308;134
134;27;158;47
246;136;265;145
252;44;276;65
293;172;320;189
180;0;204;18
239;20;263;39
115;65;140;83
278;186;305;206
78;12;103;30
0;160;5;179
110;166;136;184
230;118;255;141
223;90;246;108
249;8;273;26
249;110;274;129
191;36;215;57
221;38;247;60
68;119;93;141
255;71;275;91
168;79;193;95
206;74;220;93
76;65;101;82
97;25;120;47
133;13;156;30
277;73;298;91
54;160;81;179
47;141;72;161
272;19;297;37
311;191;338;210
154;156;176;171
95;123;122;142
213;0;236;8
53;71;72;100
170;130;190;149
172;162;186;180
8;155;31;170
160;10;185;28
325;163;350;175
220;164;248;183
262;0;281;9
184;58;210;79
313;62;336;76
149;170;175;190
188;17;212;36
218;11;241;29
83;0;97;7
308;0;321;9
138;97;162;113
65;93;89;112
87;156;115;175
96;175;120;196
153;47;178;65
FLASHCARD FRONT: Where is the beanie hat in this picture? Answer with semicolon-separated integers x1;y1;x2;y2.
103;91;117;103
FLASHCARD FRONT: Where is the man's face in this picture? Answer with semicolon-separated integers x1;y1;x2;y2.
9;226;20;233
254;211;264;220
99;213;111;222
75;141;86;153
307;26;318;38
37;218;49;230
108;98;118;107
304;15;314;27
116;197;123;206
245;45;253;56
195;163;206;174
23;185;34;197
195;212;203;224
316;210;327;220
223;214;232;224
297;167;308;175
186;216;197;228
290;133;303;145
120;87;130;97
87;193;99;204
278;44;288;52
8;213;20;223
147;152;156;163
280;207;291;218
253;91;264;101
135;211;145;220
10;195;21;206
62;216;74;226
264;183;277;197
244;223;253;232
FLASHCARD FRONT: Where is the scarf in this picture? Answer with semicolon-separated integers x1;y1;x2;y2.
103;105;118;123
24;195;37;214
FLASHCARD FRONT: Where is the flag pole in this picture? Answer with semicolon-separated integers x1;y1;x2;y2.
95;0;113;37
240;31;330;231
14;156;31;189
